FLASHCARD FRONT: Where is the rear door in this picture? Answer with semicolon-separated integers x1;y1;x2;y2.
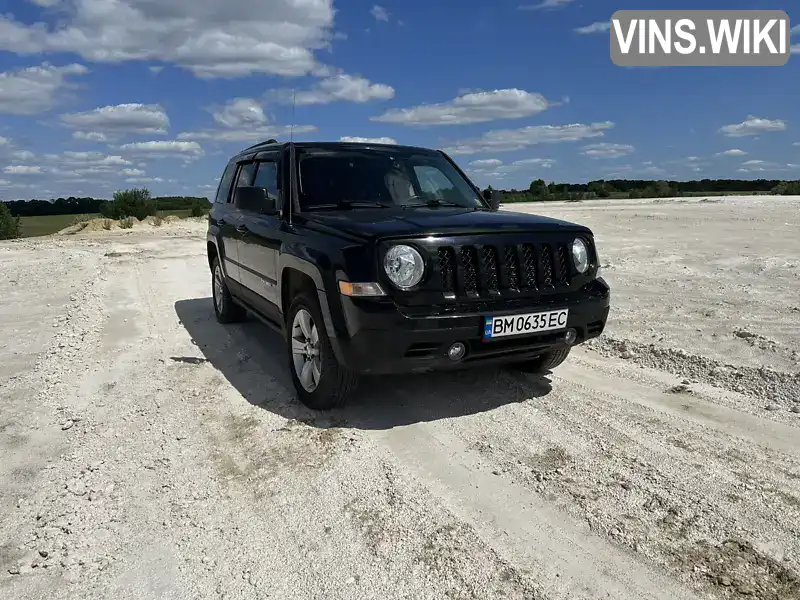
237;154;282;317
209;161;241;283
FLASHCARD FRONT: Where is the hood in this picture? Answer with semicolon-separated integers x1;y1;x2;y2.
301;206;591;241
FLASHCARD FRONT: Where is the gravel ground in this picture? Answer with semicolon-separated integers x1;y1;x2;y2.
1;197;799;600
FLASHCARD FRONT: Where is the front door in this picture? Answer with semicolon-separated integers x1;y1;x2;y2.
237;156;283;320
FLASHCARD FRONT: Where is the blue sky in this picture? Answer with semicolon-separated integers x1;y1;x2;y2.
0;0;797;200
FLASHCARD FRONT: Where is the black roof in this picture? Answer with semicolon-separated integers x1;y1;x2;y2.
234;139;440;159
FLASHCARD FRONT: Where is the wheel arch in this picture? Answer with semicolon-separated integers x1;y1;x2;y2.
278;253;346;364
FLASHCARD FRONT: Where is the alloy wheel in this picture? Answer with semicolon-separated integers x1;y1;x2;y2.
291;308;322;392
213;265;224;314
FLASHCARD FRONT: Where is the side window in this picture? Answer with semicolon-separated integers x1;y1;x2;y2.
234;162;256;192
214;162;237;204
253;161;279;200
413;165;454;200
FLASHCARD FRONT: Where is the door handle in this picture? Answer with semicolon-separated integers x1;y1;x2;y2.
236;225;249;234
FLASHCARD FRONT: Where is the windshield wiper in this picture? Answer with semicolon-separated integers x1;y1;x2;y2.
309;200;393;210
402;199;464;208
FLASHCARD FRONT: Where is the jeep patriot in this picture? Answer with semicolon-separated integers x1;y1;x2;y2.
206;140;611;409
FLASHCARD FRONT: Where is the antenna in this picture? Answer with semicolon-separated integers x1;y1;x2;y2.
290;88;297;142
287;88;297;227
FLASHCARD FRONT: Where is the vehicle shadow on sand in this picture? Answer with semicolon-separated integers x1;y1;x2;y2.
174;298;552;430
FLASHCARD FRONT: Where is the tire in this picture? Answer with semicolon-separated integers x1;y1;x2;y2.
286;292;359;410
509;347;571;374
211;256;246;324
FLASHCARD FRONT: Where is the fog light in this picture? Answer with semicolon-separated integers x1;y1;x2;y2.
564;329;577;345
448;342;467;361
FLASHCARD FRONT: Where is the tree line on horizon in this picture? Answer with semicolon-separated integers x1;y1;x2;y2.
1;193;212;218
492;177;800;202
0;187;214;239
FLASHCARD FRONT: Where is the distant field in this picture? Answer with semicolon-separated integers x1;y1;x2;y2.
18;209;193;238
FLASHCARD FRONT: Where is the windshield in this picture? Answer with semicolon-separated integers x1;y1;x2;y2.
294;147;486;211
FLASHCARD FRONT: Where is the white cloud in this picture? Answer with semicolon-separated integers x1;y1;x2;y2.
49;151;131;167
27;0;61;6
719;115;787;137
518;0;575;10
716;149;747;157
574;22;610;34
0;179;9;185
339;136;397;144
468;157;555;179
4;165;43;174
22;151;135;180
0;136;9;147
271;74;395;106
118;140;204;159
468;159;503;170
0;0;336;79
125;177;164;183
736;159;793;173
60;103;169;135
603;163;667;178
211;98;267;128
370;5;389;21
791;44;800;55
792;24;800;35
177;125;317;143
0;62;88;115
11;150;36;161
581;143;635;159
73;131;108;142
120;168;145;176
441;121;615;155
371;89;550;127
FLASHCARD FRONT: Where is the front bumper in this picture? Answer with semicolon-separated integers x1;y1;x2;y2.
326;277;610;375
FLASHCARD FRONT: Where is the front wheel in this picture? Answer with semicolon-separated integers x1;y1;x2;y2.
286;292;359;410
508;347;571;374
211;257;246;324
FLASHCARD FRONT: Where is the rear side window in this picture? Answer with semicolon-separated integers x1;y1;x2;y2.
214;162;237;204
234;162;256;190
253;161;279;200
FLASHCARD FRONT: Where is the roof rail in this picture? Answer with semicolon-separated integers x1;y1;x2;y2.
243;138;279;152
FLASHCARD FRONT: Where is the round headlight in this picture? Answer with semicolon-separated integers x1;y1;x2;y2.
571;238;589;274
384;244;424;289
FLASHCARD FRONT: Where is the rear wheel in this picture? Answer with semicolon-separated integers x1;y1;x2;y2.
211;257;246;324
509;347;571;374
286;292;359;410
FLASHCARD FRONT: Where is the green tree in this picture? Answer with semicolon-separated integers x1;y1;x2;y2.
101;187;156;220
588;181;610;198
529;179;549;199
0;202;22;240
772;181;800;195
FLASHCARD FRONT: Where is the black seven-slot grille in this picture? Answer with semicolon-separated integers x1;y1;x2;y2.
380;233;595;307
438;241;570;298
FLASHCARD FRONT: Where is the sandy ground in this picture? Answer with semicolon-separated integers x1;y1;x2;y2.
1;197;799;600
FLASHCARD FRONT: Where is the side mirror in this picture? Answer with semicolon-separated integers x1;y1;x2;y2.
483;188;502;211
234;186;279;215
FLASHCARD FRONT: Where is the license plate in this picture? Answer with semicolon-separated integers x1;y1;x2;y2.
483;309;569;340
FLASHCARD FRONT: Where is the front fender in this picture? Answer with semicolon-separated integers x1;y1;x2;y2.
279;252;348;366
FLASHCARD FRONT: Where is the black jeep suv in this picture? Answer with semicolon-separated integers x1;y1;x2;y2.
206;140;610;409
